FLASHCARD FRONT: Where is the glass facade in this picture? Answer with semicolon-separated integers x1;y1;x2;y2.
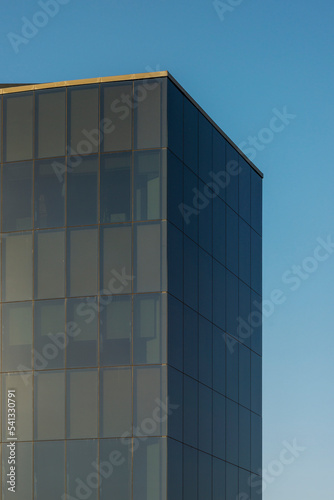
0;74;262;499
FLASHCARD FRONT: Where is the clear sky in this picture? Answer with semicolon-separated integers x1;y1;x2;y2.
1;0;334;498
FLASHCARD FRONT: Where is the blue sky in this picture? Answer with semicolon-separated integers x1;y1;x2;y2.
1;0;334;497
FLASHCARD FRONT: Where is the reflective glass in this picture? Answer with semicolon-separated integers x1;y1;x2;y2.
198;114;213;184
134;150;166;221
239;469;251;500
167;367;183;442
239;280;251;348
100;152;132;223
167;80;183;160
251;169;262;235
239;218;251;286
213;327;225;395
2;442;32;500
67;227;98;297
36;89;66;158
183;376;198;448
4;93;33;162
199;249;212;321
213;392;225;460
133;437;167;500
226;463;238;499
226;399;238;465
251;229;262;295
198;179;213;255
183;166;198;242
34;441;65;500
2;302;32;371
251;352;262;415
66;297;98;368
100;294;132;366
226;270;238;338
183;306;198;379
226;335;238;402
239;406;251;470
100;367;132;438
213;458;225;500
100;439;132;500
167;295;183;372
167;223;183;301
183;445;198;500
67;369;98;438
34;299;65;369
68;86;99;154
213;260;226;330
198;385;212;454
133;293;167;364
212;128;226;191
34;229;65;299
101;82;133;152
198;452;212;500
2;372;33;441
213;195;226;265
167;151;183;230
239;343;251;409
251;413;262;473
239;157;251;224
251;290;262;355
183;236;198;311
34;159;65;228
183;97;198;174
226;206;238;275
101;224;132;294
34;371;65;440
2;161;33;231
67;155;98;226
167;438;183;500
198;316;212;387
225;143;239;212
66;440;98;500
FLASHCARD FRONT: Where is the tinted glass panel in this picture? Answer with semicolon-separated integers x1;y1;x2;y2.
239;343;251;409
213;195;226;265
213;327;225;395
67;369;98;438
101;225;132;294
167;80;183;160
67;155;98;225
100;439;132;500
183;236;198;311
102;82;132;152
67;227;98;297
4;93;33;162
226;270;238;339
66;297;98;368
100;152;132;223
68;86;99;154
34;441;65;500
2;442;32;500
167;438;183;500
34;159;65;228
198;114;213;183
167;151;183;230
183;306;198;379
239;157;251;224
239;218;251;286
183;166;198;242
239;406;251;470
213;260;226;330
251;352;262;415
133;437;167;500
213;457;225;500
100;367;132;437
134;222;166;293
226;463;238;499
2;162;33;231
2;232;33;301
198;179;213;255
34;371;65;440
198;385;212;454
183;376;198;448
34;299;65;369
251;229;262;295
67;440;98;500
226;206;238;275
167;295;183;371
198;316;212;387
225;143;239;212
35;229;65;299
2;373;33;441
198;248;212;321
198;452;212;500
251;290;262;355
183;445;198;500
239;281;251;347
251;169;262;235
167;223;183;301
134;150;166;221
183;97;198;174
226;400;238;465
36;90;66;158
226;335;238;402
2;302;32;371
167;367;183;442
213;128;226;181
251;413;262;473
213;392;225;459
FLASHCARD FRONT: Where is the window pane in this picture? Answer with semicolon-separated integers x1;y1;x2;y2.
134;150;166;221
2;372;33;441
134;222;167;293
167;151;183;230
133;293;167;365
100;439;132;500
66;297;98;368
34;299;65;369
34;441;65;500
133;437;167;500
198;180;213;255
213;327;225;395
35;230;65;299
34;371;65;440
198;249;212;321
101;152;132;223
226;270;238;339
167;438;183;500
198;385;212;454
167;295;183;372
67;440;98;500
226;400;238;466
167;223;183;301
4;93;33;162
239;281;251;347
67;369;98;438
183;236;198;311
251;352;262;415
251;413;262;473
226;463;238;499
2;442;32;500
67;155;98;225
213;195;226;265
239;157;251;224
100;368;132;438
183;166;198;242
34;159;65;228
251;290;262;355
36;90;66;158
198;452;212;500
198;114;213;184
100;295;132;366
167;368;183;442
239;218;251;286
251;229;262;295
67;227;98;297
183;376;198;448
239;406;251;471
183;445;198;500
239;343;251;409
167;80;183;160
213;457;225;500
134;78;167;149
198;316;212;387
226;335;238;402
68;86;99;154
101;225;132;294
184;97;198;174
226;206;238;275
225;143;239;212
133;366;167;437
2;162;33;231
213;128;226;196
213;392;225;460
2;232;33;301
183;306;198;380
2;302;32;371
251;169;262;235
101;82;132;152
213;260;226;330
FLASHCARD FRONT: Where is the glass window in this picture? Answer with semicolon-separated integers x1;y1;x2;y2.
100;367;132;438
34;299;65;370
226;206;238;275
66;440;98;500
213;392;225;460
198;316;212;387
251;229;262;295
167;295;183;372
67;155;98;226
239;343;251;409
36;89;66;158
251;352;262;415
226;270;238;339
198;385;212;455
198;114;213;184
100;152;132;223
226;335;238;403
213;195;226;265
134;78;167;149
184;97;198;174
239;406;251;471
167;367;183;442
4;93;33;162
2;161;33;231
66;297;98;368
168;223;183;301
133;293;167;365
198;452;212;500
2;442;32;500
226;463;238;500
226;400;238;466
183;306;198;380
251;413;262;473
167;151;183;230
167;80;183;160
2;302;33;371
213;457;225;500
198;248;212;321
213;327;225;395
239;281;251;347
239;157;251;224
183;376;198;448
183;445;198;500
134;222;167;293
239;469;251;500
225;143;239;212
67;369;98;438
134;150;166;221
34;371;65;440
167;438;183;500
213;260;226;330
183;166;198;242
34;441;65;500
100;295;132;366
213;128;226;193
101;225;132;294
251;169;262;235
100;439;132;500
2;232;33;301
133;366;167;437
68;85;99;154
133;437;167;500
34;159;65;229
198;179;213;255
101;81;133;152
34;230;65;299
251;290;262;355
67;227;98;297
183;236;198;311
2;373;33;441
239;218;251;286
